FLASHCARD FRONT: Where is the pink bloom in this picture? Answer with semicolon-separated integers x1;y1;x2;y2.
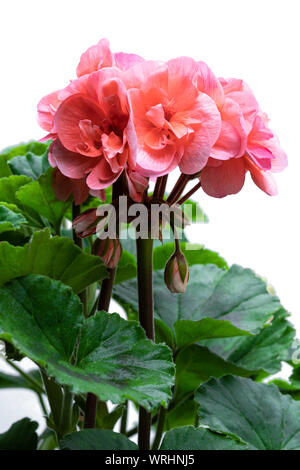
52;168;104;205
201;79;287;197
126;57;221;177
76;38;144;77
43;69;138;199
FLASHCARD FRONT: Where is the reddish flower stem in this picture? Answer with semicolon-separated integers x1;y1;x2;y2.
177;181;202;205
136;236;154;450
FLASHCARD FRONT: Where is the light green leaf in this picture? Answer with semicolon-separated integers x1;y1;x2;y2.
0;175;33;206
195;376;300;450
0;229;107;294
61;429;138;450
160;426;248;450
0;275;174;411
16;168;70;232
0;418;38;450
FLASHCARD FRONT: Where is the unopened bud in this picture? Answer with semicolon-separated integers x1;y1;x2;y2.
92;238;122;269
73;209;99;238
164;250;189;293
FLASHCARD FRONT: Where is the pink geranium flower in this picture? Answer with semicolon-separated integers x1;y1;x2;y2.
201;79;287;197
48;70;137;193
125;57;221;177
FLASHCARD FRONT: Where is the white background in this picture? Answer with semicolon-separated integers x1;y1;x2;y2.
0;0;299;433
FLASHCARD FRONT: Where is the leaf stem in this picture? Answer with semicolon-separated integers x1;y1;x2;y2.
120;400;128;435
6;358;44;394
151;406;167;450
59;385;74;437
136;236;154;450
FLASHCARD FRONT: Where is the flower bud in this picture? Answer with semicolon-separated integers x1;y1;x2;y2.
72;208;98;238
92;238;122;269
164;250;189;293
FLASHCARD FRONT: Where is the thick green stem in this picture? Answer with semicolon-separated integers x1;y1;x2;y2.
136;237;154;450
152;406;167;450
59;386;74;437
40;369;64;434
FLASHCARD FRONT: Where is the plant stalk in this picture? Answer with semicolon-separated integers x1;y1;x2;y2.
152;406;167;450
136;236;154;450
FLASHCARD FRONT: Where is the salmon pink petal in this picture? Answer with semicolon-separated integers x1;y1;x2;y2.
201;158;246;197
102;131;124;159
54;94;106;156
86;158;121;189
136;144;177;177
167;57;199;111
144;128;168;150
50;139;99;179
123;60;165;89
196;61;224;108
114;52;144;70
145;104;165;128
179;131;211;174
246;158;278;195
76;38;113;77
37;90;61;132
52;168;90;205
211;98;247;160
266;137;288;172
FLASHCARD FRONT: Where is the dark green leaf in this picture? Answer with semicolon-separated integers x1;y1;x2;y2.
0;275;174;411
201;309;295;374
0;141;50;177
0;229;107;294
0;418;38;450
61;429;138;450
0;203;27;234
195;376;300;450
114;264;280;348
8;150;50;179
160;426;247;450
174;345;252;403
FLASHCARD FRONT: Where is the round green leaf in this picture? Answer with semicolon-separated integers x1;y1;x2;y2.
0;418;38;450
195;376;300;450
160;426;248;450
61;429;138;450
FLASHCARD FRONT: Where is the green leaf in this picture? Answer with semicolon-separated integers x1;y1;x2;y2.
165;397;198;430
201;309;295;374
174;345;252;403
0;275;174;411
153;243;227;271
0;175;33;206
0;229;107;294
61;429;138;450
8;150;50;179
160;426;248;450
114;249;137;284
95;403;125;430
114;264;281;348
0;203;27;234
0;141;50;177
16;168;70;232
0;418;38;450
195;376;300;450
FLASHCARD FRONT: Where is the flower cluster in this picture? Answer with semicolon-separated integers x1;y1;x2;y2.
38;38;287;205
